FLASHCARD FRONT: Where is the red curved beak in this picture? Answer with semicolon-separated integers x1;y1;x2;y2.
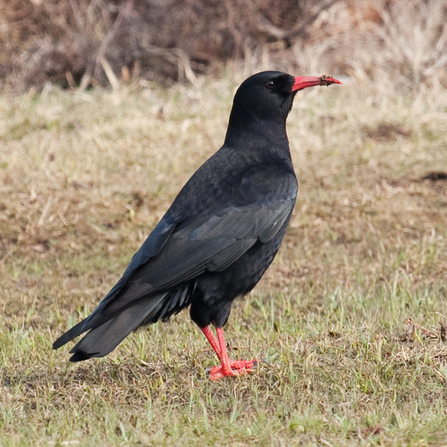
292;75;342;92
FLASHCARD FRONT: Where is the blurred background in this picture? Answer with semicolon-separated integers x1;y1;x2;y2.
1;0;446;93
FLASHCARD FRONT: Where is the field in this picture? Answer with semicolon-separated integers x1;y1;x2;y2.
1;73;447;446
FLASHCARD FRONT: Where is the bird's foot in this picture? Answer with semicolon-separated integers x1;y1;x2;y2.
208;359;258;381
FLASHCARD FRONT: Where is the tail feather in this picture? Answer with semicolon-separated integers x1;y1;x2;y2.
52;318;90;350
68;294;167;362
53;282;195;362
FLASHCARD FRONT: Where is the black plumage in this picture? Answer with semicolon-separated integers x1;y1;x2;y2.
53;71;341;379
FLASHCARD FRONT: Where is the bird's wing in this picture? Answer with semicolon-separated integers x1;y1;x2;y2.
98;217;177;301
89;164;297;317
101;197;295;316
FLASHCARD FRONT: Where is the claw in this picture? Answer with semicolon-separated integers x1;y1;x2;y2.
208;359;258;381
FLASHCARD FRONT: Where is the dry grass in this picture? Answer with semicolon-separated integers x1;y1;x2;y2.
1;75;447;446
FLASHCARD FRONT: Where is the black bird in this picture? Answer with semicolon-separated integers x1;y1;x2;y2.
53;71;341;380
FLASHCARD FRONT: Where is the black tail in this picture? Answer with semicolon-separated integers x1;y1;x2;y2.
53;293;168;362
69;296;167;361
53;282;194;362
52;318;89;350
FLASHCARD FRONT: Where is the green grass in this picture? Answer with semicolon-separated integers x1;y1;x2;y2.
1;76;447;446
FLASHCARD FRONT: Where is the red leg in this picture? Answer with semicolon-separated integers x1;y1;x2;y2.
200;326;221;356
201;326;258;381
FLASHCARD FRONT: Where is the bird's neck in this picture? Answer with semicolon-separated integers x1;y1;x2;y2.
224;116;290;154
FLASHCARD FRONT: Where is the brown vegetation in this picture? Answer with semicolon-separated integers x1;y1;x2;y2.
1;0;447;91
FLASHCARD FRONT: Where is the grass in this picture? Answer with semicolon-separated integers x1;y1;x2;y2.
1;74;447;446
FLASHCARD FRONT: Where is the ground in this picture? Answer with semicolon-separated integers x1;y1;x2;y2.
1;75;447;446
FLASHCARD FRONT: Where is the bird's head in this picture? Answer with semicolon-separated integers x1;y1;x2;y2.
228;71;342;131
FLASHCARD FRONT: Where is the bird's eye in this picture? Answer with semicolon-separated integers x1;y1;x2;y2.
264;80;276;89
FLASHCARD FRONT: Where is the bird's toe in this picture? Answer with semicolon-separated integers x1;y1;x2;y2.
207;359;258;381
229;359;258;370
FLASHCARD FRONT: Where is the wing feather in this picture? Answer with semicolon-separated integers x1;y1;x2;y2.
101;198;294;315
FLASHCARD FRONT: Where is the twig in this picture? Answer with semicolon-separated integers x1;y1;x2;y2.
38;196;53;226
99;56;120;91
406;317;440;340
